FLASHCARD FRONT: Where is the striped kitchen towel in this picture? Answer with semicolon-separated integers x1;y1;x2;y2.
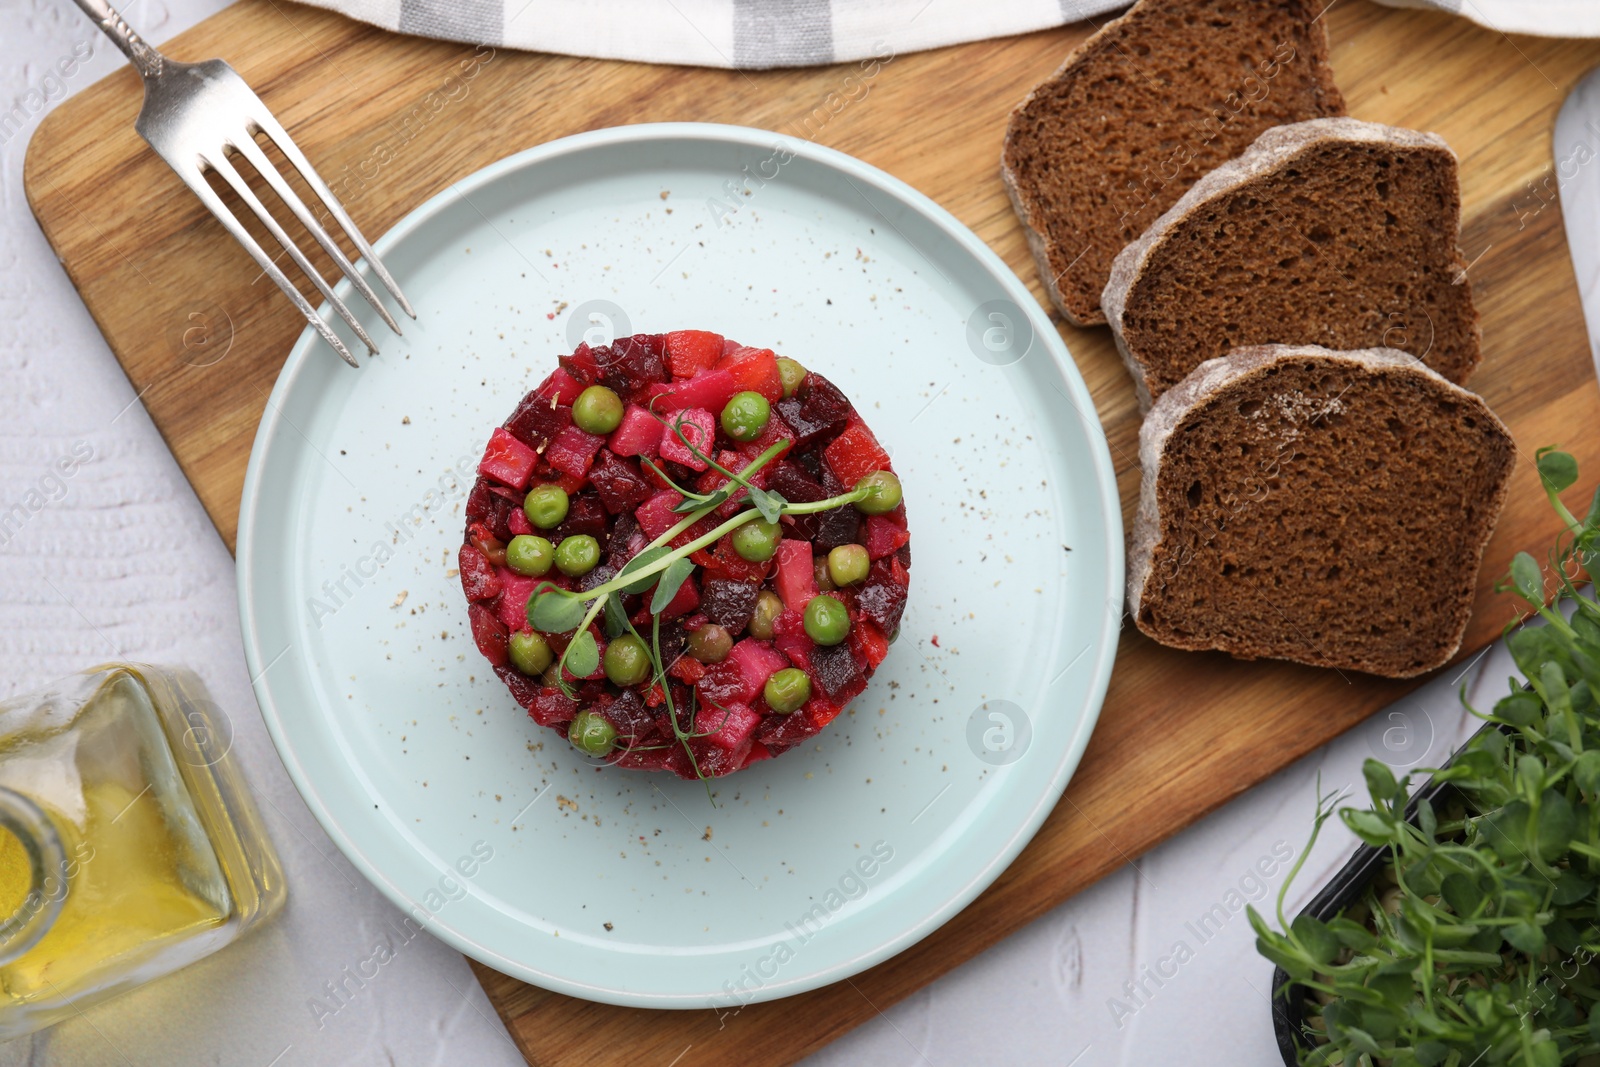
299;0;1600;68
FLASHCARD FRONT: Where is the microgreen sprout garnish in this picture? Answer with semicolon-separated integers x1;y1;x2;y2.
1254;448;1600;1066
644;408;791;520
524;413;874;788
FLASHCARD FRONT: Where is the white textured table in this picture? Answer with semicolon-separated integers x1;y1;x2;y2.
0;3;1583;1064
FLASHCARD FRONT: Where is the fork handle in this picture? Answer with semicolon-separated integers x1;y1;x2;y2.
71;0;165;79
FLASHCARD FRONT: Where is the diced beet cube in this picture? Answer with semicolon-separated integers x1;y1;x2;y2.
857;559;909;634
588;450;653;514
694;737;754;778
610;404;664;458
659;574;700;619
509;506;534;536
533;465;586;496
479;428;538;490
662;741;697;779
636;490;687;541
653;625;688;673
665;330;724;378
742;742;773;767
459;545;502;602
756;709;822;753
596;335;667;398
658;408;715;471
823;421;892;487
552;492;608;542
601;690;657;745
652;699;689;741
558;343;601;384
647;369;738;414
469;603;509;667
727;638;787;695
767;462;826;508
774;540;817;612
605;510;644;568
496;570;540;631
698;659;755;707
694;702;761;751
897;542;912;569
504;394;573;450
529;685;578;728
546;424;606;478
775;373;852;448
493;665;541;709
701;579;758;632
466;479;493;522
809;642;864;703
863;515;911;559
484;490;517;543
537;367;586;404
810;505;861;552
773;613;815;671
717;348;782;402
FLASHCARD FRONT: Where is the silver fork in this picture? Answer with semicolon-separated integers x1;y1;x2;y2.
72;0;414;367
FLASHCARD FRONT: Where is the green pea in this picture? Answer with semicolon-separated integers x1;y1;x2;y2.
573;385;624;434
853;471;902;515
764;668;812;714
505;534;554;576
720;391;771;443
554;534;600;576
509;631;554;676
568;711;617;756
688;624;732;664
731;518;780;562
813;556;836;593
803;594;850;646
748;591;784;640
603;633;651;686
776;358;807;398
827;544;870;586
524;484;570;529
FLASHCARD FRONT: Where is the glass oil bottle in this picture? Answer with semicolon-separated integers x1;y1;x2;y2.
0;664;285;1036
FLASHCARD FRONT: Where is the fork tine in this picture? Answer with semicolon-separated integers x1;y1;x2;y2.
248;112;416;320
230;132;403;337
171;161;360;368
206;152;381;356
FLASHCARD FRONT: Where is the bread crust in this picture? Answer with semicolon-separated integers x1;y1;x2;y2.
1127;344;1515;678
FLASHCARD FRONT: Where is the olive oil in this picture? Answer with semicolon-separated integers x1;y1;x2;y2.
0;666;284;1036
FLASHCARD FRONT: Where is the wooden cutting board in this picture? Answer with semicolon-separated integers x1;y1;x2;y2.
24;2;1600;1062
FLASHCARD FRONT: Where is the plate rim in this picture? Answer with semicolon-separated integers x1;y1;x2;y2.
236;120;1125;1007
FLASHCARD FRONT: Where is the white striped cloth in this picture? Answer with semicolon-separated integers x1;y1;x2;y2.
294;0;1600;68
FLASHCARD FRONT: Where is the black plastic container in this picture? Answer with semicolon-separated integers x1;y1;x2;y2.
1270;727;1489;1065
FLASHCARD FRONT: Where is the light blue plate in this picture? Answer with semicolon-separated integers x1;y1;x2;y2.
237;123;1123;1008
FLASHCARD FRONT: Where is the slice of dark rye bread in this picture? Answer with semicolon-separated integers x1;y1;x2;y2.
1000;0;1345;327
1127;344;1515;679
1104;117;1482;411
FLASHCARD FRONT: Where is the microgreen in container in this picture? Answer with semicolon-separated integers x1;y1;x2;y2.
1254;448;1600;1066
